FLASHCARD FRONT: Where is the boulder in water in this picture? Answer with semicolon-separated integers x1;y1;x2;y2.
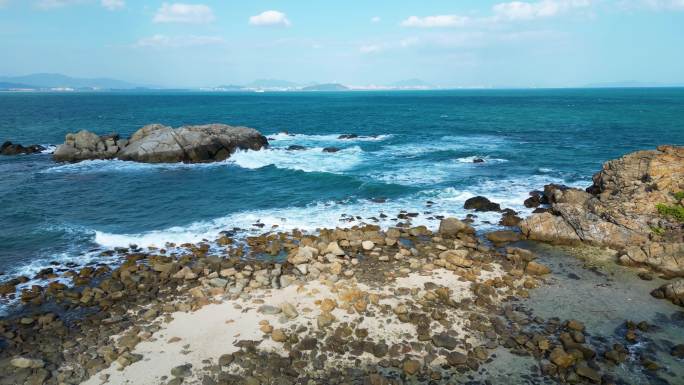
464;196;501;212
53;124;268;164
322;147;341;153
53;131;121;162
338;134;358;139
1;141;45;156
651;279;684;306
287;145;306;151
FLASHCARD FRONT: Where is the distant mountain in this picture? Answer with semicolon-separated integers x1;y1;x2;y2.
245;79;299;89
584;81;684;88
214;84;245;90
301;83;349;91
390;79;433;88
0;82;38;90
0;73;143;90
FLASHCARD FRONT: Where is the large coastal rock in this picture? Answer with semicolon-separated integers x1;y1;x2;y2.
519;145;684;275
53;124;268;163
53;131;123;162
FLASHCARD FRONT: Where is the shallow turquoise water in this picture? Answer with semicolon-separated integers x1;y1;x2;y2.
1;89;683;301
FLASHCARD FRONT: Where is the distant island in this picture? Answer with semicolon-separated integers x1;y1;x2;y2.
3;73;682;93
0;73;147;91
300;83;349;91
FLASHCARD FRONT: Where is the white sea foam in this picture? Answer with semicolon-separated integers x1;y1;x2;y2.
90;175;590;250
40;145;57;154
42;146;366;175
228;146;364;173
379;135;508;158
369;156;509;186
455;156;508;163
42;158;232;174
268;132;391;143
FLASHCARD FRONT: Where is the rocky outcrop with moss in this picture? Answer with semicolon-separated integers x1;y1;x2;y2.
519;145;684;276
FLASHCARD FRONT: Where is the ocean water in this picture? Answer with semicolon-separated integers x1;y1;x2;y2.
1;89;684;304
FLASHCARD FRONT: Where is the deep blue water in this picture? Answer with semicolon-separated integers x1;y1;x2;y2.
1;89;684;308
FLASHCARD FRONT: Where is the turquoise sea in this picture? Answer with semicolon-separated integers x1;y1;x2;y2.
1;88;684;312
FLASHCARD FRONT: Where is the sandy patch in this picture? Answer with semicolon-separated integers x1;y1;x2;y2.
84;267;503;384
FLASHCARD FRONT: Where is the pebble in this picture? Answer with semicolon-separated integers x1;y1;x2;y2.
280;302;299;319
258;305;281;315
271;329;287;342
170;363;193;378
10;357;44;369
403;359;421;375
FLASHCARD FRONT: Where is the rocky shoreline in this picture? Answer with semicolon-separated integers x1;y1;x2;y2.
0;145;683;385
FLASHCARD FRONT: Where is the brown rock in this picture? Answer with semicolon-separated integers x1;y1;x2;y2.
402;359;421;375
526;261;551;275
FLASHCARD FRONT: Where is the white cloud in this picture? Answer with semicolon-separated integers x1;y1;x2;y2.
35;0;85;9
401;14;472;28
249;10;291;27
359;44;381;54
135;34;224;48
493;0;591;21
153;3;215;24
401;0;592;28
623;0;684;10
101;0;123;10
371;16;381;23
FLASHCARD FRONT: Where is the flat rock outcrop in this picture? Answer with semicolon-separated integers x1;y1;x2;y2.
519;145;684;275
53;124;268;163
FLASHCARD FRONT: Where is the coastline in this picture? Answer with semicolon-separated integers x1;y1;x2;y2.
1;218;682;384
1;134;683;384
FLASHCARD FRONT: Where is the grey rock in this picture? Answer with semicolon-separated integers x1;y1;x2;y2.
53;124;268;164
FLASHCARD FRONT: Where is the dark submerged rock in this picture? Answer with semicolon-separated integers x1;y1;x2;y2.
464;196;501;212
286;145;306;151
1;141;45;155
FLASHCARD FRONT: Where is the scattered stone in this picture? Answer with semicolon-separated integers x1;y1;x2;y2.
170;363;193;378
403;359;421;375
271;329;288;342
486;230;521;245
10;357;44;369
526;261;551;275
281;302;299;319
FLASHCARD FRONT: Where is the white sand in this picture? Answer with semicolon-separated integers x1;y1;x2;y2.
83;267;502;385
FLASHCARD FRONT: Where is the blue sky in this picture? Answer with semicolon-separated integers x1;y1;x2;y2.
0;0;683;87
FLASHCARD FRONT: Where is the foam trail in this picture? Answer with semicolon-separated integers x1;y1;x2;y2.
42;159;233;174
91;175;590;249
380;135;509;158
268;132;391;143
229;146;363;173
